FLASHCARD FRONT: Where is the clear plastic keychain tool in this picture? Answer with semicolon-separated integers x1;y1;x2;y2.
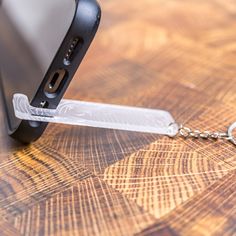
13;93;236;145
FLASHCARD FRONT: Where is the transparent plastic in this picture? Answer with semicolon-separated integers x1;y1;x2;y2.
13;93;179;137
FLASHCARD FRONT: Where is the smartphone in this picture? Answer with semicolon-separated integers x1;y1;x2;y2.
0;0;101;143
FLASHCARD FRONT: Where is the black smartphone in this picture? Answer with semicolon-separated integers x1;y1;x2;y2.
0;0;101;143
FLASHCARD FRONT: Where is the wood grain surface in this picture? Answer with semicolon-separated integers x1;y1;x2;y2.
0;0;236;235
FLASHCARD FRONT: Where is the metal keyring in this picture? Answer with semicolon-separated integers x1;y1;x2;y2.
228;122;236;145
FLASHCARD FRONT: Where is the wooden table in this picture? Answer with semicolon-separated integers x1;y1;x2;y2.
0;0;236;235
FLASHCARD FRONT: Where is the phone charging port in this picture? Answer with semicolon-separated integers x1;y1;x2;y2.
44;69;67;97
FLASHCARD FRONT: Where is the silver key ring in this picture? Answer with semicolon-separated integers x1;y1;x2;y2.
228;122;236;145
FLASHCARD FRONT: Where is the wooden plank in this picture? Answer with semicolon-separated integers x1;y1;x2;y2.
0;144;92;221
13;177;156;236
0;0;236;235
139;170;236;236
103;137;232;218
0;219;22;236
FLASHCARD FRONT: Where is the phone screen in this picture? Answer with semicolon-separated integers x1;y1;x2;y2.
0;0;76;131
2;0;75;75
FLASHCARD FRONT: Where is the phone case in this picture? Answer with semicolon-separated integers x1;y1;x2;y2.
0;0;101;143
